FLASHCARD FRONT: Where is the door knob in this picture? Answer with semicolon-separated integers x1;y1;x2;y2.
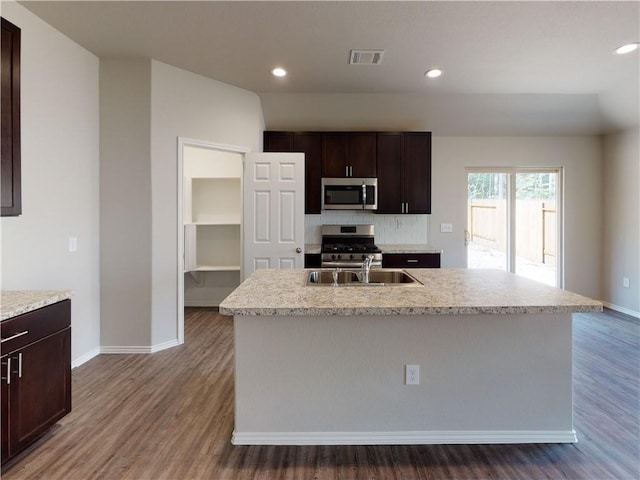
296;247;302;253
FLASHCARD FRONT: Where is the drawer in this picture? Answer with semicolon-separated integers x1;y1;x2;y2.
382;253;441;268
1;300;71;353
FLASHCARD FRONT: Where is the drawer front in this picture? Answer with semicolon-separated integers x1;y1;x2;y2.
1;300;71;353
382;253;441;268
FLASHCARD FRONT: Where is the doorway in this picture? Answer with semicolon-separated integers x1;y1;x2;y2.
177;137;249;344
466;168;563;287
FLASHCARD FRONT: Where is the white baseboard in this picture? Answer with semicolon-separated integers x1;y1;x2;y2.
71;348;100;369
100;339;180;355
231;430;578;446
602;302;640;319
151;339;181;353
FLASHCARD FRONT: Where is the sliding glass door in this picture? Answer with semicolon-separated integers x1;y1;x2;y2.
467;168;562;287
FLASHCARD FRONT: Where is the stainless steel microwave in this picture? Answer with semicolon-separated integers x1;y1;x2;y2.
321;178;378;210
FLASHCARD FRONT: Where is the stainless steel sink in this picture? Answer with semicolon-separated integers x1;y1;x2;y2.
306;269;422;286
307;270;359;285
367;270;422;284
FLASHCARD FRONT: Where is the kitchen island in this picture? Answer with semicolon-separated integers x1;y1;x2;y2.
219;268;602;446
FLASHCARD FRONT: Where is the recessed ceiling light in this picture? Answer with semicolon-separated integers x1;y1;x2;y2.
425;69;443;78
614;42;640;55
271;67;287;77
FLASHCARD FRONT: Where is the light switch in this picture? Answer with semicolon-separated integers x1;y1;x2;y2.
440;223;453;233
68;237;78;253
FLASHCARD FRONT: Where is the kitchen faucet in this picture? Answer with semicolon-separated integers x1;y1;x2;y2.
361;254;374;283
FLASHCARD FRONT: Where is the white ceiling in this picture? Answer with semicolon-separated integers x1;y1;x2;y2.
19;1;640;135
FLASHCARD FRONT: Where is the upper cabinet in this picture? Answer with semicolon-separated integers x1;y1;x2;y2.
265;130;430;215
1;18;21;217
264;131;322;214
321;132;376;178
377;132;432;214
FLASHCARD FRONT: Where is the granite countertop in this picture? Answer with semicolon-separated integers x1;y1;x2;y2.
304;244;441;254
377;244;442;254
219;268;602;316
1;290;73;321
305;244;321;254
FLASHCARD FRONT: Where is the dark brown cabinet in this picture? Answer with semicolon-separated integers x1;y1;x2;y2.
322;132;376;178
1;300;71;465
265;130;431;214
264;131;322;214
1;18;21;217
382;253;440;268
304;253;321;268
377;132;431;214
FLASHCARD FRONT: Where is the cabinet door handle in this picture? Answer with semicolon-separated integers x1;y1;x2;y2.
1;330;29;343
345;166;349;177
2;357;11;384
407;259;419;263
16;353;22;378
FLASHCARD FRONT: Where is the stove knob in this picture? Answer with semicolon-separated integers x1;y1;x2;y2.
331;254;336;260
349;254;354;260
337;254;342;260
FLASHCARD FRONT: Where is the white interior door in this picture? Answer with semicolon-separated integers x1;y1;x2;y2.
243;152;305;279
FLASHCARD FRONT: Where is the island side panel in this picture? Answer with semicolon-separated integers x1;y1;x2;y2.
233;312;574;445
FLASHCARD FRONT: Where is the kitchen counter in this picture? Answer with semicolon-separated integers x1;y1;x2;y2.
305;244;321;254
219;268;602;317
378;244;441;254
1;290;73;321
223;268;601;446
304;244;441;255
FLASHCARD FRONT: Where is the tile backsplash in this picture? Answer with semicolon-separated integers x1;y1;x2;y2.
305;211;429;244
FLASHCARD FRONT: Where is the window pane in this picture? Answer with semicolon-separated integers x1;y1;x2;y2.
514;172;557;286
467;173;508;271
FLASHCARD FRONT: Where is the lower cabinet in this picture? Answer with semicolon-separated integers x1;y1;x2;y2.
1;300;71;465
304;253;321;268
382;253;441;268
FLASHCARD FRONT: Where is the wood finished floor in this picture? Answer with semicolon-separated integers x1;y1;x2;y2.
2;307;638;480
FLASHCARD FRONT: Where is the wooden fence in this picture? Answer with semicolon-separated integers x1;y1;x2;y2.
468;199;556;264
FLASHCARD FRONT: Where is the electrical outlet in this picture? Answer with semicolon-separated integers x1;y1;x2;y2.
405;365;420;385
68;237;78;253
440;223;453;233
623;277;630;288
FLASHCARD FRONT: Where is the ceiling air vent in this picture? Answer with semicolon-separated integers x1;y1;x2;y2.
349;49;384;65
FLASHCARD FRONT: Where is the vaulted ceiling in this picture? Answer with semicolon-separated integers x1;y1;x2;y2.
20;1;640;135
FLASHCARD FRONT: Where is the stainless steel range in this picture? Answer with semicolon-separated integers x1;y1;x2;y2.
321;224;382;268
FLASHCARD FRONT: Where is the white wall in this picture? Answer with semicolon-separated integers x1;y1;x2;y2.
602;128;640;316
150;60;264;345
99;59;153;348
0;1;100;364
431;136;603;299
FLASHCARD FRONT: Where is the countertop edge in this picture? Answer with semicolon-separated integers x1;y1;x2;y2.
1;290;74;321
220;304;603;317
